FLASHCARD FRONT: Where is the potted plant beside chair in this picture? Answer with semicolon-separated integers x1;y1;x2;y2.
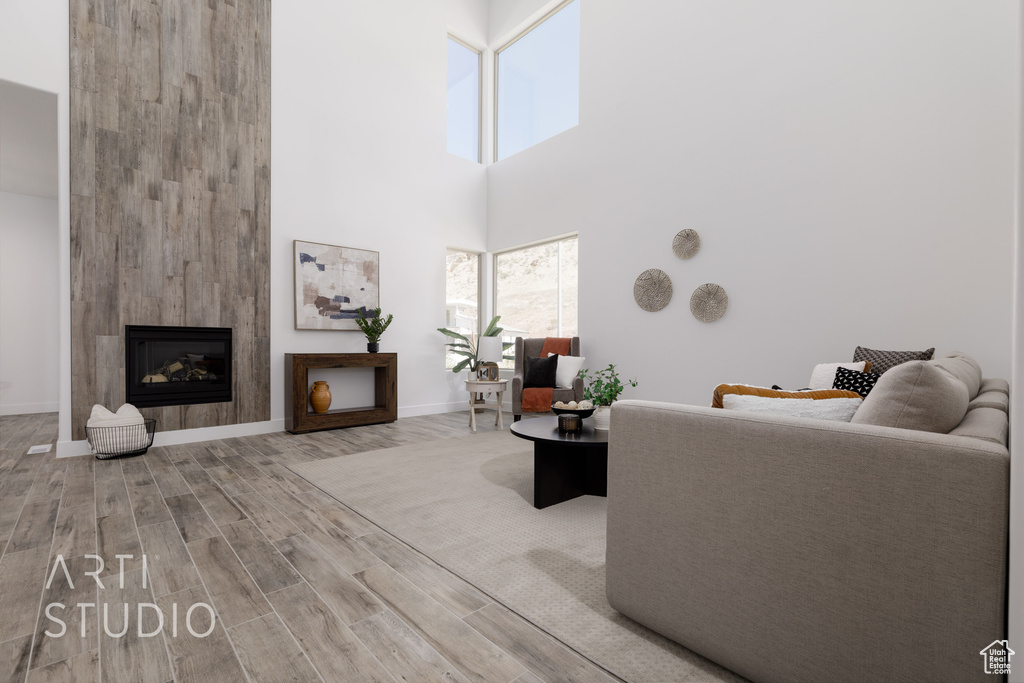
355;308;394;353
437;315;512;375
579;364;638;430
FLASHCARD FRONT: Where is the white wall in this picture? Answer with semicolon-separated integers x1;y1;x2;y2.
488;0;1019;406
271;0;490;421
0;191;59;414
2;0;490;453
1008;0;1023;662
0;0;70;444
0;80;60;198
3;0;1015;452
0;1;66;92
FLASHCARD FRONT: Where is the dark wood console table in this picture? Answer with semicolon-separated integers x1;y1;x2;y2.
285;353;397;434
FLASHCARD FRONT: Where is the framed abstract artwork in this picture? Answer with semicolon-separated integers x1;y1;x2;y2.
293;240;380;331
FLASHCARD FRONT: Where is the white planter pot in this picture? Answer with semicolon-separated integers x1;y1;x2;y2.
592;405;611;430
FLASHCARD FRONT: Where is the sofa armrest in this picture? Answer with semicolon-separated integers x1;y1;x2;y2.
606;400;1009;683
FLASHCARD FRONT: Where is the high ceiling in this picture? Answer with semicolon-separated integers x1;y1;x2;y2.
0;79;58;199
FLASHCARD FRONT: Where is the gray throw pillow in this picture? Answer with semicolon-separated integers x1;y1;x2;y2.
850;360;969;433
852;346;935;374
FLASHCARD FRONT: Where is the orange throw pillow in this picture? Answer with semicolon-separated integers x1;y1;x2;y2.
712;385;862;409
522;387;555;413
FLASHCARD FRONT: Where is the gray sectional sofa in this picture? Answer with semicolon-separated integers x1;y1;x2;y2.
606;353;1009;683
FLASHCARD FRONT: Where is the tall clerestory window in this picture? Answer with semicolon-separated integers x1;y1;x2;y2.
495;0;580;161
447;36;481;163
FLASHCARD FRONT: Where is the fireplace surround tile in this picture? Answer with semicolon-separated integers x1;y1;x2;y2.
69;0;271;438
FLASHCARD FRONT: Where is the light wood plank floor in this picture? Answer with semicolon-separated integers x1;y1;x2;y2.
0;412;622;683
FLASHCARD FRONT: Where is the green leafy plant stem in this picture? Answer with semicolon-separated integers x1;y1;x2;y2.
437;315;513;373
355;308;394;343
579;364;638;406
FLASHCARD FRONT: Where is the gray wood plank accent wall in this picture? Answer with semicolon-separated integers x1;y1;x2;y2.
70;0;271;439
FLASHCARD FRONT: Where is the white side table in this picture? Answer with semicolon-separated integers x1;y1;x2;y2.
465;378;508;432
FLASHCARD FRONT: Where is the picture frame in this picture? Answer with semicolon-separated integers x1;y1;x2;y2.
293;240;380;331
477;363;499;381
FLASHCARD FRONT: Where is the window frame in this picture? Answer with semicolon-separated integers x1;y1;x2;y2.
492;233;578;341
493;0;579;163
444;248;484;369
447;34;483;164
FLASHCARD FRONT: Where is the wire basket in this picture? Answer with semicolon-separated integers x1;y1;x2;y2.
86;419;156;459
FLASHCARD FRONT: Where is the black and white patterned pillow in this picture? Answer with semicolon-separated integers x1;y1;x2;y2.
833;366;881;398
852;346;934;374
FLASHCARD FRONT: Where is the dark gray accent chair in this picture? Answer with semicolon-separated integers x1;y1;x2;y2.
512;337;582;421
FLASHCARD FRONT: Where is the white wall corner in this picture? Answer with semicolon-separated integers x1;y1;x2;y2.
1007;0;1024;657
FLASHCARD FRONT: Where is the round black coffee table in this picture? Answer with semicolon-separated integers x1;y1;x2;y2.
510;416;608;509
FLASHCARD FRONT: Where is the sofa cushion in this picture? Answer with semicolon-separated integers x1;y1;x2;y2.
947;407;1008;446
980;378;1010;396
931;352;982;399
948;406;1008;446
968;391;1009;414
850;361;969;433
712;384;860;409
721;394;862;421
524;355;557;388
807;361;871;390
832;366;881;398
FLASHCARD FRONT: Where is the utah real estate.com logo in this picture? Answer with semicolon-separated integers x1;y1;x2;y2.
44;554;215;639
980;640;1014;676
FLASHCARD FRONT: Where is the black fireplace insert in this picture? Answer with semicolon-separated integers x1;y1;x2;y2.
125;325;233;408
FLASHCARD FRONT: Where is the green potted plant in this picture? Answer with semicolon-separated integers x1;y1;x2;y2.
438;315;513;374
579;364;638;430
355;307;394;353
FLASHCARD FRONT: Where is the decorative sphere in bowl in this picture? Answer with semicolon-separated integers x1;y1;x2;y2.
551;404;595;419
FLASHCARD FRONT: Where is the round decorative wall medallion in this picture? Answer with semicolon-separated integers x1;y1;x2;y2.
672;229;701;260
690;283;728;322
633;269;673;312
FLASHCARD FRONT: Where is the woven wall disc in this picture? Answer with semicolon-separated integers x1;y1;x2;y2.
690;283;728;322
672;229;701;260
634;269;673;312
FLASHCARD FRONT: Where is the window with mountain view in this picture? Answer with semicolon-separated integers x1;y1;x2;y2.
444;249;480;368
494;236;578;363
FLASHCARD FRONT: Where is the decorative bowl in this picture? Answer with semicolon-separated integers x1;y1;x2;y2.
551;405;595;419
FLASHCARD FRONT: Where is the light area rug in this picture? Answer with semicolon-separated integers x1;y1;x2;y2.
289;431;743;683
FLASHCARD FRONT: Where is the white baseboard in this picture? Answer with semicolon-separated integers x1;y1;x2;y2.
398;399;511;418
56;418;286;458
398;401;472;418
1;402;59;416
54;399;514;458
